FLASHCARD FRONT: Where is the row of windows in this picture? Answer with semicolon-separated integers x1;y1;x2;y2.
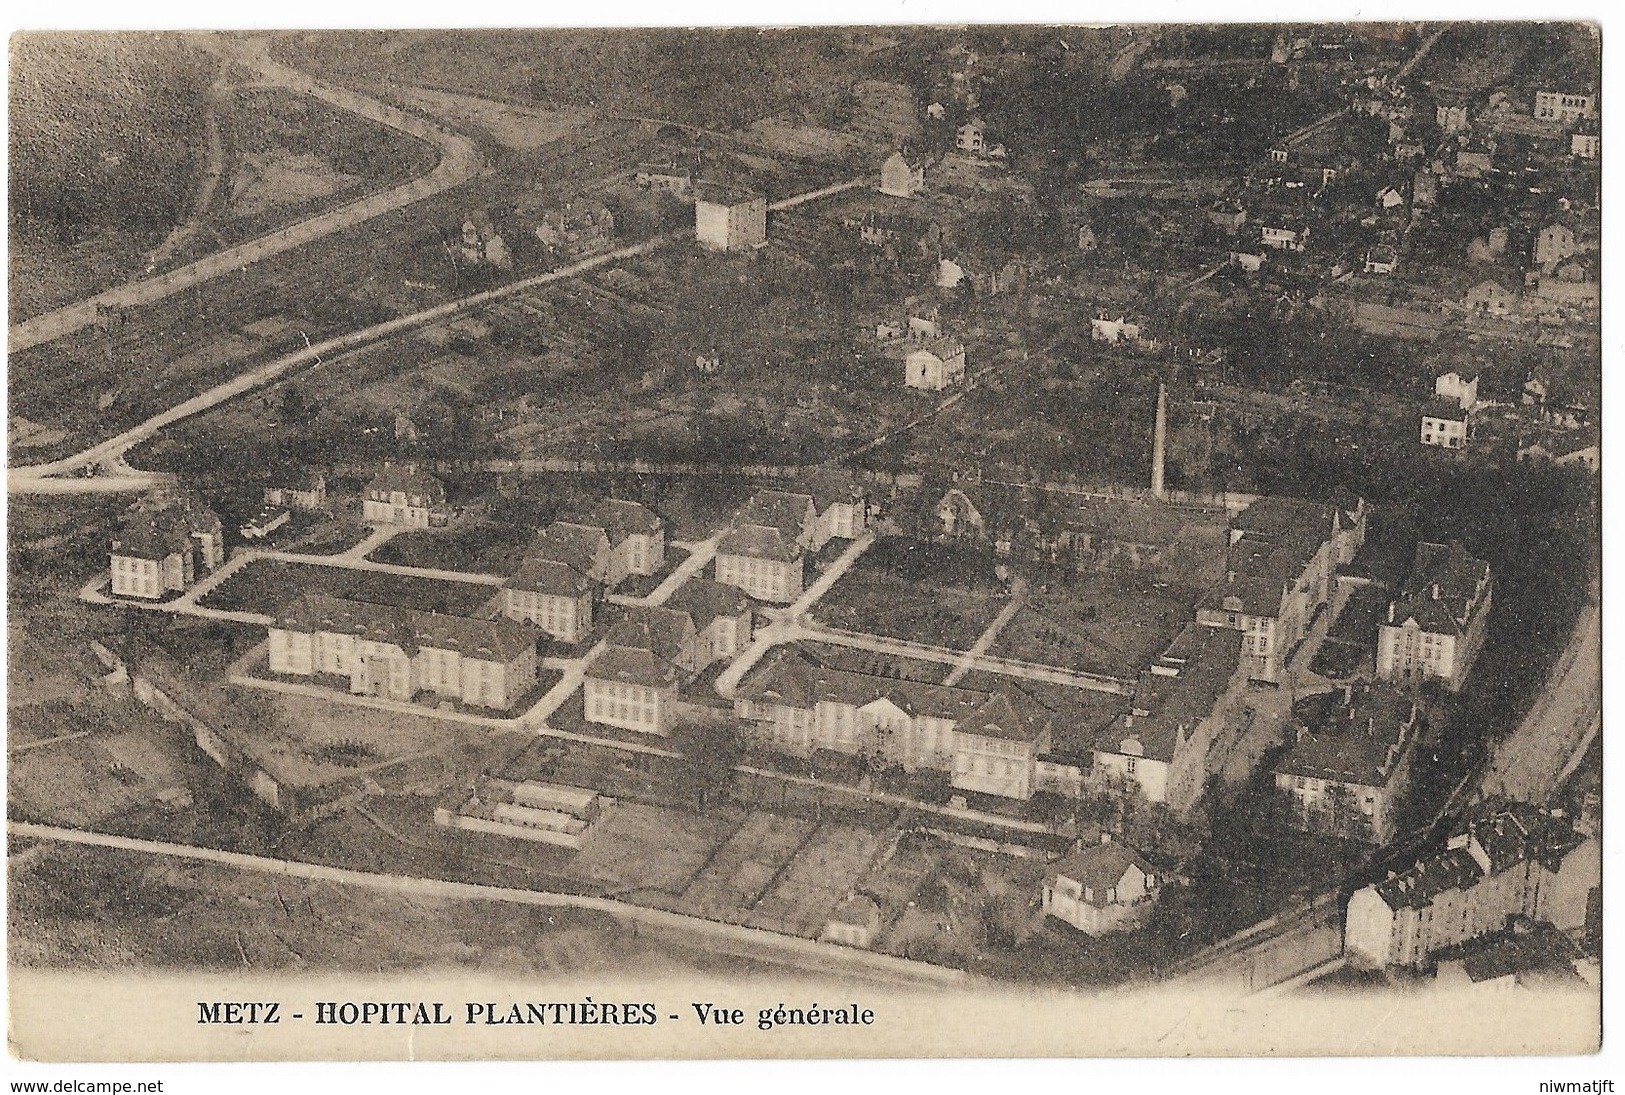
589;695;657;726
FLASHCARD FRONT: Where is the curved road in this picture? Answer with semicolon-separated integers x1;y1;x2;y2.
8;34;487;355
10;181;864;494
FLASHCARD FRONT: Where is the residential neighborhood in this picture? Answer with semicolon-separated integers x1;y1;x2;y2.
7;22;1601;1053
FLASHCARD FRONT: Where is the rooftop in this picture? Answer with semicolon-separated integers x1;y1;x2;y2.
1273;682;1421;788
1095;625;1242;764
1387;541;1491;636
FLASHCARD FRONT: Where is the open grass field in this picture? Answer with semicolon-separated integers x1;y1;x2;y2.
8;840;751;980
567;802;743;894
990;578;1192;677
813;540;1010;651
367;523;534;577
198;559;493;616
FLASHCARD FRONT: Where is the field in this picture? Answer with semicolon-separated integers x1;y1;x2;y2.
812;539;1010;650
281;28;882;132
197;559;495;616
8;840;756;980
10;34;213;321
990;579;1193;678
394;86;596;151
367;523;535;577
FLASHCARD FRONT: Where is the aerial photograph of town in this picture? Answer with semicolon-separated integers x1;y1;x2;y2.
5;20;1604;1064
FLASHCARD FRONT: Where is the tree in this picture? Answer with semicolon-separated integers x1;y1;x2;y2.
673;722;744;809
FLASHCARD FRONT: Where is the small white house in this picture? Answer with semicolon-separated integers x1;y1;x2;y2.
904;338;967;392
1042;836;1165;936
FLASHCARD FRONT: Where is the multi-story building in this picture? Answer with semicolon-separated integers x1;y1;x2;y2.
529;522;612;585
1042;836;1166;935
713;525;804;603
109;495;224;600
561;499;665;587
1433;372;1479;412
1196;496;1363;684
268;594;538;711
362;466;448;528
733;647;1052;800
955;119;986;154
501;557;595;642
1420;399;1469;449
1533;90;1596;125
666;578;753;667
1376;541;1493;692
694;184;767;252
1272;682;1422;844
796;467;870;545
1090;624;1245;815
582;645;681;735
1345;803;1587;968
734;490;818;550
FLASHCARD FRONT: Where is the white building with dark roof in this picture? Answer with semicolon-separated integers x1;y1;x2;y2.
733;647;1052;800
1091;624;1245;815
1345;803;1587;968
1376;541;1492;692
268;594;538;711
501;557;595;642
1272;683;1422;844
1042;835;1167;935
363;466;448;528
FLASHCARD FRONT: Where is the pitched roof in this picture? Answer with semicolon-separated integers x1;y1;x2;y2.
1095;626;1241;763
957;693;1051;744
603;605;695;663
585;644;680;689
717;523;801;562
272;593;537;662
367;465;445;500
1273;683;1420;787
531;523;610;574
737;647;994;724
584;499;663;544
1047;839;1157;900
796;467;866;513
1387;541;1491;636
1200;496;1340;618
667;578;750;629
735;490;813;540
505;557;592;598
1372;802;1582;911
112;495;222;559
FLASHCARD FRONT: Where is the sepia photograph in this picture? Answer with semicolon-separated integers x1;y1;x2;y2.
4;9;1607;1077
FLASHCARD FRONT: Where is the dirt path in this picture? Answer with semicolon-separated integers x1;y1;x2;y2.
8;35;488;356
9;820;967;986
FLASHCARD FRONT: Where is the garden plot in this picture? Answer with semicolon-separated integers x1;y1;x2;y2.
566;802;741;893
989;580;1191;678
198;559;493;617
745;822;888;937
678;811;817;922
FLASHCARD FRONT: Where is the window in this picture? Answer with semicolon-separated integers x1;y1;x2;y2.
1126;757;1138;776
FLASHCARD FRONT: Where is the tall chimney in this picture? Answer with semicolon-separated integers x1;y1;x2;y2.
1150;382;1168;500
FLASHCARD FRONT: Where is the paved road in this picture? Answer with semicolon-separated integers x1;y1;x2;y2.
712;533;876;699
1160;892;1344;993
1479;593;1601;804
12;177;867;495
942;578;1026;686
8;35;488;355
606;534;722;609
9;820;967;986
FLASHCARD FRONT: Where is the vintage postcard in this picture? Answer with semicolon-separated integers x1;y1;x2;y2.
5;21;1604;1069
